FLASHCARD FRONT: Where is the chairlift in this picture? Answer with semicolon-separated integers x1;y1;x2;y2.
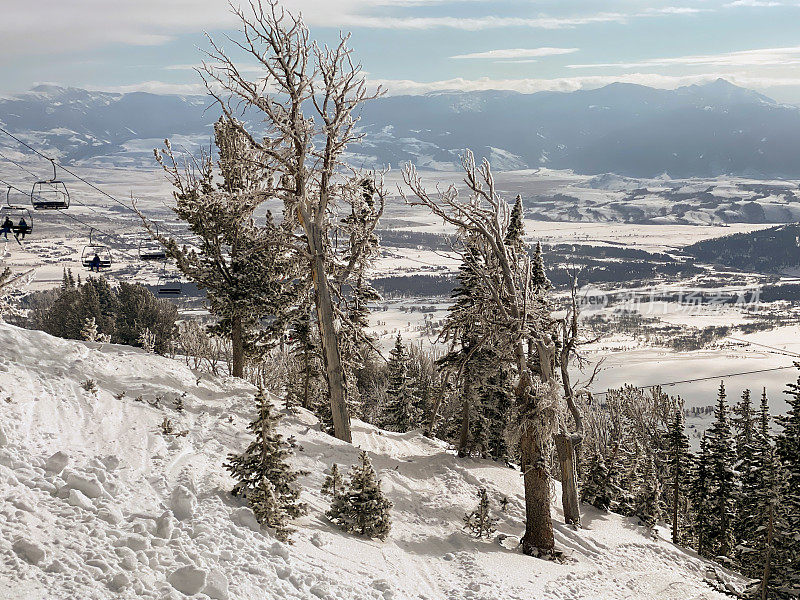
157;260;182;296
31;159;70;210
138;223;167;261
1;186;33;238
81;229;112;270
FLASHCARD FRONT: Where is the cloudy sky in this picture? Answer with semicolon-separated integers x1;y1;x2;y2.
2;0;799;102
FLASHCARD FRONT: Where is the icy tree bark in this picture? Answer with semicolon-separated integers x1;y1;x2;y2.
231;315;245;379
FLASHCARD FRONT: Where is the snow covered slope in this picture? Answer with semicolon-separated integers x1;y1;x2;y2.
0;323;745;599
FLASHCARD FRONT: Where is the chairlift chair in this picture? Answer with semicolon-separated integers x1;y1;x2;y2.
138;223;167;261
156;259;182;296
31;159;70;210
81;230;112;270
1;187;33;237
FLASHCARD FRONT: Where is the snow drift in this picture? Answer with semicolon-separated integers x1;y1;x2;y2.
0;323;745;599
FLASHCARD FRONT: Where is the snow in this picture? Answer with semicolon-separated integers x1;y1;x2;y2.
0;322;745;599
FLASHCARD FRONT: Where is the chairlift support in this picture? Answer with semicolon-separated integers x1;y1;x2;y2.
31;159;70;210
1;186;33;237
81;229;112;269
138;223;167;261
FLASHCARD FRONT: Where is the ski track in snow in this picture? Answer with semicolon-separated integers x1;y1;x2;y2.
0;323;745;599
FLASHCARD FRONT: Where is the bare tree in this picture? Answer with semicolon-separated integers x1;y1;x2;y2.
197;0;384;442
402;151;560;556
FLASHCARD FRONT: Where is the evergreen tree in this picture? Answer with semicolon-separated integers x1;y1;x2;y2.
581;451;614;511
705;382;738;559
531;241;551;294
463;487;498;538
635;454;661;529
666;409;690;544
689;434;710;555
505;195;524;249
81;317;99;342
327;451;392;540
773;373;800;596
733;389;761;570
381;333;419;432
321;463;343;498
225;389;307;540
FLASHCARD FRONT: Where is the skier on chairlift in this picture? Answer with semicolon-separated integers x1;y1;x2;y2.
89;253;101;272
0;216;13;240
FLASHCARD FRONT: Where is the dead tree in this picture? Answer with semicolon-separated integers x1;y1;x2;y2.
198;0;384;442
402;151;560;556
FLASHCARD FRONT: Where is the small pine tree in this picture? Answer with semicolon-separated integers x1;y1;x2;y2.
531;241;551;294
666;409;690;544
635;454;661;530
463;487;498;538
225;389;307;540
81;317;99;342
705;382;738;559
381;333;419;432
321;463;343;497
327;451;392;540
688;434;710;555
581;451;614;511
774;372;800;595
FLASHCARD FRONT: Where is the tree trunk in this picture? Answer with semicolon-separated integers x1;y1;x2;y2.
554;433;581;526
309;242;352;443
231;314;244;378
521;429;555;555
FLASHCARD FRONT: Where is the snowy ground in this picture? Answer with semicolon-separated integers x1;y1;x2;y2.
0;323;746;599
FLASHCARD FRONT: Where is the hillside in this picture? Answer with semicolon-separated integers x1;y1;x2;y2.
684;224;800;272
0;323;746;599
2;80;800;178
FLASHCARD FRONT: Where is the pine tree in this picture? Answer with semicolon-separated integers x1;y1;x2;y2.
773;373;800;596
733;389;761;570
505;195;524;249
531;241;551;294
321;463;343;498
705;382;738;559
226;389;308;540
666;409;690;544
81;317;99;342
689;434;710;555
581;451;614;511
636;454;661;529
327;451;392;540
381;333;419;432
463;487;498;538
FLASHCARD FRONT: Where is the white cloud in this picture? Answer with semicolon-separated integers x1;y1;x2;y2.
450;47;579;60
567;46;800;69
725;1;784;6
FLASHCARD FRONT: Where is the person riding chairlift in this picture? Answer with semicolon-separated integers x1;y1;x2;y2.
14;217;28;242
0;217;13;240
89;253;102;272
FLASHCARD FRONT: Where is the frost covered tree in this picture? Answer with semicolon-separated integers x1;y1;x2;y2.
381;333;419;432
666;408;690;544
403;152;561;556
581;451;614;510
81;317;99;342
463;487;499;538
773;372;800;596
635;455;661;529
145;117;297;378
689;434;711;555
704;382;738;559
226;388;307;540
327;451;392;540
198;1;386;442
321;463;343;498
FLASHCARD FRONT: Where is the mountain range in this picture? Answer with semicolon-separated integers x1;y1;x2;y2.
1;79;799;178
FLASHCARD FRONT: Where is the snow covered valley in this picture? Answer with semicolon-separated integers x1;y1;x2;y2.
0;323;747;599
